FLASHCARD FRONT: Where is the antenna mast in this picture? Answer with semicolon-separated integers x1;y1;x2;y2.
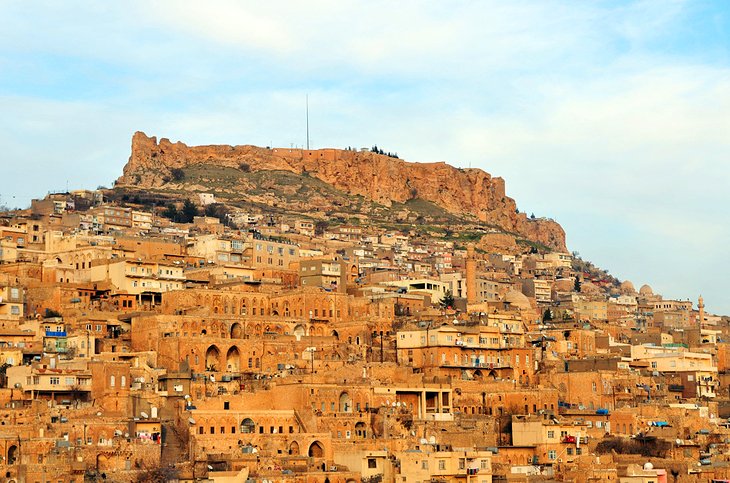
306;94;310;150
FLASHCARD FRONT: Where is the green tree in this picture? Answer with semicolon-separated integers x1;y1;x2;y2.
170;168;185;181
163;204;179;222
439;290;455;309
314;220;328;236
181;199;198;223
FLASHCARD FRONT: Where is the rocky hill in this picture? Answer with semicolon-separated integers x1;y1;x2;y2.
116;132;567;251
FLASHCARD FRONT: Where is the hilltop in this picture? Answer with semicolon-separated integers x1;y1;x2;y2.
116;132;567;252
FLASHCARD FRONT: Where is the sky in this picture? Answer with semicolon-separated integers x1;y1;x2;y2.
1;1;728;314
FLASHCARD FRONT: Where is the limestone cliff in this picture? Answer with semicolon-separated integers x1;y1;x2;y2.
117;132;567;251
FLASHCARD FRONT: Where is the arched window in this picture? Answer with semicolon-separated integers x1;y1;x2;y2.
240;418;255;434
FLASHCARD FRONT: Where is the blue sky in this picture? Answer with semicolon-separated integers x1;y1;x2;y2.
1;1;728;314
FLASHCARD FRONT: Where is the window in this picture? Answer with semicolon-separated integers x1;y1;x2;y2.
422;460;429;470
368;458;377;469
567;447;573;455
438;460;446;470
65;377;75;385
50;377;60;385
548;450;557;460
110;375;115;387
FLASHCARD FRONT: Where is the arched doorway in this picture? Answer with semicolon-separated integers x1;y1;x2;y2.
331;330;339;340
7;445;17;464
339;392;352;413
240;418;255;434
226;346;241;372
293;324;306;340
205;345;220;371
289;440;300;455
308;441;324;457
230;323;242;338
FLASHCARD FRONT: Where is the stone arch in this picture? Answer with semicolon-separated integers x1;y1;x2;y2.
240;418;255;434
308;440;324;458
205;345;221;371
293;324;306;340
331;330;339;340
339;392;352;413
226;346;241;372
289;440;300;455
7;444;17;464
355;422;367;438
230;323;243;339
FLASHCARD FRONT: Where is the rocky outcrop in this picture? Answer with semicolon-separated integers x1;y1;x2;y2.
117;132;567;251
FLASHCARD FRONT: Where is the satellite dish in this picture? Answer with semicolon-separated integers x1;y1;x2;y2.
13;383;21;388
139;377;145;383
96;412;102;417
207;465;213;470
429;436;436;444
188;418;196;425
184;394;190;399
210;375;215;382
420;438;428;444
140;412;149;419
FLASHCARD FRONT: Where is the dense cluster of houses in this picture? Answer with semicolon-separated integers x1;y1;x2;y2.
0;190;727;482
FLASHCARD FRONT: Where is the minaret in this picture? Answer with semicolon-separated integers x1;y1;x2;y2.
698;295;705;325
466;244;477;304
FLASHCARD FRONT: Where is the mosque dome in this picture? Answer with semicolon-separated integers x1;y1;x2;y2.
620;280;636;293
639;284;653;296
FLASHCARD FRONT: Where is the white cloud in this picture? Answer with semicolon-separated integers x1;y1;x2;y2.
1;0;728;313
